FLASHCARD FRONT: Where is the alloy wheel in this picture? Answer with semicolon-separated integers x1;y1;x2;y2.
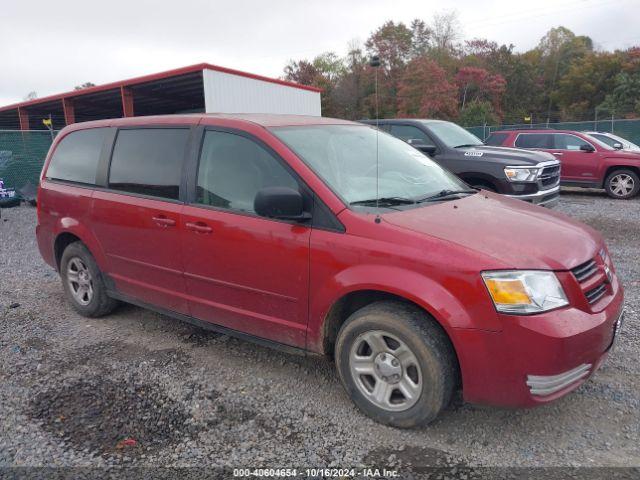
610;173;635;197
67;257;94;306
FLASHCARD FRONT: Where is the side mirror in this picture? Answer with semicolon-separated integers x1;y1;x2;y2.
580;143;596;153
407;139;437;155
613;142;624;150
254;187;311;222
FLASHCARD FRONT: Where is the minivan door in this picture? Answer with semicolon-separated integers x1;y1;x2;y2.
91;127;190;314
181;129;311;348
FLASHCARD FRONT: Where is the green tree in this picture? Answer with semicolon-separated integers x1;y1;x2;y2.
458;100;499;126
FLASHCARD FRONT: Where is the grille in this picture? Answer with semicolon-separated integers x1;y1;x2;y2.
539;164;561;188
585;283;607;304
571;259;598;282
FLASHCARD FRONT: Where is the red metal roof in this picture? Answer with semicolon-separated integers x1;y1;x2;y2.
0;63;322;113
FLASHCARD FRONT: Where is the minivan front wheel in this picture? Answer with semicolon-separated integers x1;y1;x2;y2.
60;242;118;317
605;169;639;199
335;301;457;428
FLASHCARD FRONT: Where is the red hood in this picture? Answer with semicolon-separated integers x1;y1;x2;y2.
383;193;602;271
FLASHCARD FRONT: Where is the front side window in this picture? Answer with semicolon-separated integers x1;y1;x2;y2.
553;134;592;151
423;121;483;148
389;125;435;146
514;133;553;149
46;128;108;184
109;128;189;200
272;125;469;205
196;130;298;214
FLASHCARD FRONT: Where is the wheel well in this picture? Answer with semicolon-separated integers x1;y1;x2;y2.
603;165;640;188
322;290;462;387
54;232;82;271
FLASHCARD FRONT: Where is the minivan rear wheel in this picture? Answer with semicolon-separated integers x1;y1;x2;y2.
334;301;457;428
60;242;118;317
604;169;639;199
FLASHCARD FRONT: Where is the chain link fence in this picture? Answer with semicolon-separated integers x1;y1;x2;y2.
466;119;640;144
0;130;57;191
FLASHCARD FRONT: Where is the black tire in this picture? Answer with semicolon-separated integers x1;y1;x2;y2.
334;301;457;428
60;242;119;317
604;169;640;199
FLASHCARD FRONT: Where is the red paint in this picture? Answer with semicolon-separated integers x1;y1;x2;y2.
62;98;75;125
120;87;134;117
492;129;640;188
18;107;29;130
36;114;624;409
0;63;321;114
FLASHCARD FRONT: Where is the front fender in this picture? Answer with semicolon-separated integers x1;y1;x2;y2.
308;263;500;353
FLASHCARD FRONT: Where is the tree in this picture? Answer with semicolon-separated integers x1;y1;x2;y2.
430;10;461;62
397;57;458;119
74;82;96;90
455;67;506;114
458;100;499;126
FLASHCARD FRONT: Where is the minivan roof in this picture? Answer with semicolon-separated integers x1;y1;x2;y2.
62;114;358;130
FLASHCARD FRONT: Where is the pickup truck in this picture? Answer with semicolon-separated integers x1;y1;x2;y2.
361;119;560;207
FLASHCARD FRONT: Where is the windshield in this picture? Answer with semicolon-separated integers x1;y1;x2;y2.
423;121;483;148
272;125;470;205
589;133;639;150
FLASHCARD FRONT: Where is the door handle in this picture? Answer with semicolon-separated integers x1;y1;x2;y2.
152;216;176;227
185;221;213;234
552;152;563;156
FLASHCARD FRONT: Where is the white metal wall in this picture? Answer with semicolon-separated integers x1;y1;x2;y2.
203;69;321;116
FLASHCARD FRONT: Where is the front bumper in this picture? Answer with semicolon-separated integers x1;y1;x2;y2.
455;275;624;408
505;185;560;207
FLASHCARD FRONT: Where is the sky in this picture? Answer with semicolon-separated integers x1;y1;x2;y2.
1;0;639;106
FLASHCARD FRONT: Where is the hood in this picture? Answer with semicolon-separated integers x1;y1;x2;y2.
455;145;556;166
383;192;601;270
602;150;640;161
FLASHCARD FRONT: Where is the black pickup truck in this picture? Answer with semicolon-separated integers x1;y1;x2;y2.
360;119;560;207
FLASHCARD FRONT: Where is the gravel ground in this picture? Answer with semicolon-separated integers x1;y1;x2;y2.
0;189;638;476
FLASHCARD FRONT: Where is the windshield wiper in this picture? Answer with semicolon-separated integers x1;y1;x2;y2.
453;143;483;148
350;197;416;207
415;189;477;203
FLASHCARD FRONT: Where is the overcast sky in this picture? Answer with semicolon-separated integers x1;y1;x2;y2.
1;0;639;106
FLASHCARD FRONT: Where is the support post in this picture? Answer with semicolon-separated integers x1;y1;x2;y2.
62;98;75;125
18;107;29;130
121;86;134;117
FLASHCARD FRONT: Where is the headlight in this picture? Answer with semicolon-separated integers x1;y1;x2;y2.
481;271;569;314
504;167;539;182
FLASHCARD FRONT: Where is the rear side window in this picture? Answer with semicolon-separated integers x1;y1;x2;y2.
389;125;435;146
46;128;108;184
196;130;298;214
553;134;592;150
484;133;508;146
515;133;553;149
108;128;189;200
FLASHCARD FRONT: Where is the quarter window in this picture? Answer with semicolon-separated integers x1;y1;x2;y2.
514;133;553;149
108;129;189;200
196;130;298;214
46;128;108;184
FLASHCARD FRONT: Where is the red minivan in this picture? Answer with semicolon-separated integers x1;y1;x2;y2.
36;114;624;427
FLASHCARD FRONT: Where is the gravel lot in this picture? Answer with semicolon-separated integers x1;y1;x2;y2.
0;189;638;476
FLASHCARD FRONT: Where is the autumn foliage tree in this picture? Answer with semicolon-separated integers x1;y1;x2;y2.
397;58;457;118
283;13;640;124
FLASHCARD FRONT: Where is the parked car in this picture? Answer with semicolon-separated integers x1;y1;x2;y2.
486;129;640;199
361;119;560;207
584;131;640;153
37;115;624;427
